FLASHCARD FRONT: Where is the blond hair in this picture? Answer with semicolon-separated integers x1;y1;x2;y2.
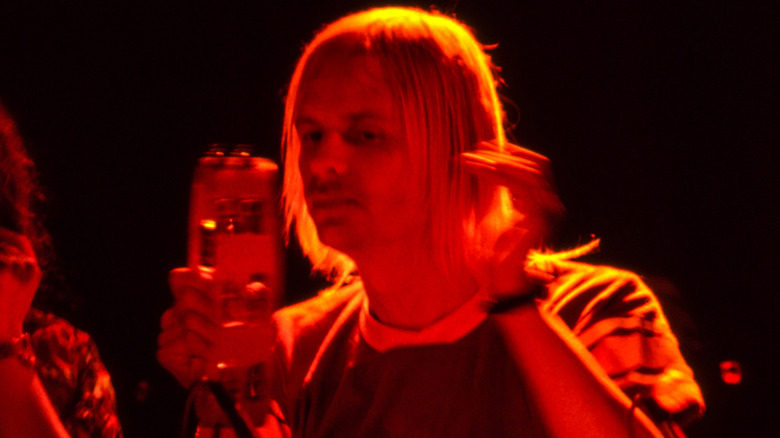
282;7;514;281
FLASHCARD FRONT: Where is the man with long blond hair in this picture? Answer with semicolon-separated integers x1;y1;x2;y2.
158;7;703;437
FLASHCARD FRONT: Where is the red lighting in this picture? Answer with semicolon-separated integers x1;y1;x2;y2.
720;360;742;385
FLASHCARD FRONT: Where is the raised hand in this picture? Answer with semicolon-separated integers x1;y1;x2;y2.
157;268;219;387
157;268;274;389
460;141;565;298
461;140;565;228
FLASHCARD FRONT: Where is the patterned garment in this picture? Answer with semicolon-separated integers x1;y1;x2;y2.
528;255;706;426
23;308;123;438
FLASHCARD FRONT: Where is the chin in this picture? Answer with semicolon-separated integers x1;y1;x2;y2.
316;224;355;251
323;234;374;260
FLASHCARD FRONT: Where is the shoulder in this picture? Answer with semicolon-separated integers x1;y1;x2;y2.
527;255;705;424
273;280;365;342
23;308;123;437
272;280;365;374
269;280;365;419
528;255;660;334
24;308;99;367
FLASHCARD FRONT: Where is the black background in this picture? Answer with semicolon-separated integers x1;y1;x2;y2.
1;1;777;436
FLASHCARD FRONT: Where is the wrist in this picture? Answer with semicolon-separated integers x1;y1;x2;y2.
489;285;544;314
194;362;271;427
219;362;269;401
218;362;271;425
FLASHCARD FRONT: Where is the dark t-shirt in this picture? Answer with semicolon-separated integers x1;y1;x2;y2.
295;312;545;438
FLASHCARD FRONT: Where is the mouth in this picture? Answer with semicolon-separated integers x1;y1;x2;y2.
305;189;360;216
310;197;358;210
307;197;357;229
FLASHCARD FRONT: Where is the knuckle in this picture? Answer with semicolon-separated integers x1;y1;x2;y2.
182;312;201;331
184;330;210;351
160;309;176;327
244;281;271;297
177;290;197;308
168;267;190;285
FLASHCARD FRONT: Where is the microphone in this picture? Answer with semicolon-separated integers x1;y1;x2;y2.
186;144;284;434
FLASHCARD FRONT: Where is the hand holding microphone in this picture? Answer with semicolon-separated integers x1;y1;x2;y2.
157;145;284;433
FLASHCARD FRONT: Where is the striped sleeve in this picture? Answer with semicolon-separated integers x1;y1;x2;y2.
533;258;705;425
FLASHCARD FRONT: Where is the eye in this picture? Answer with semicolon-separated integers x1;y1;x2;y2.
299;129;323;145
346;128;383;145
361;131;378;141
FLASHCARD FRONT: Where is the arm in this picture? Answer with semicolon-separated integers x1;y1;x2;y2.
0;228;70;437
493;301;663;438
461;144;665;436
0;355;71;438
538;261;705;430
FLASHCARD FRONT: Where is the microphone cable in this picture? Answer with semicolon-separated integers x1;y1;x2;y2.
181;380;259;438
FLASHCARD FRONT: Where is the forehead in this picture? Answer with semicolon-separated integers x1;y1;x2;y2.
295;52;398;120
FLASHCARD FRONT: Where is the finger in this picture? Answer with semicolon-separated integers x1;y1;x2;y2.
461;151;547;181
468;142;553;183
462;150;561;213
462;158;544;188
466;166;564;223
157;326;213;364
157;323;184;348
474;149;552;181
173;285;217;321
163;312;219;347
475;139;500;152
158;307;219;347
157;338;210;388
242;281;272;299
160;308;177;330
462;156;548;197
464;148;541;168
169;267;215;300
224;298;272;324
240;282;274;319
475;141;551;167
181;311;220;343
503;143;550;165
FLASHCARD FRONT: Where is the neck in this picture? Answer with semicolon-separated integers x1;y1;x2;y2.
351;242;478;330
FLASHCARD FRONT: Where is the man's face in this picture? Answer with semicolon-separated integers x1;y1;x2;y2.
295;53;427;257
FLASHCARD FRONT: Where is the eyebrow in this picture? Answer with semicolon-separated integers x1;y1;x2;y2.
295;111;389;126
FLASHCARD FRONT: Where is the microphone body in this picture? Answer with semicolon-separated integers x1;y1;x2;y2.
187;144;284;371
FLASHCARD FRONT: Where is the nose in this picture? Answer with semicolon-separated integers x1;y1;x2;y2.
300;132;349;179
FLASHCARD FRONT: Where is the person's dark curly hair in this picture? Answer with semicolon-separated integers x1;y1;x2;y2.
0;100;53;283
